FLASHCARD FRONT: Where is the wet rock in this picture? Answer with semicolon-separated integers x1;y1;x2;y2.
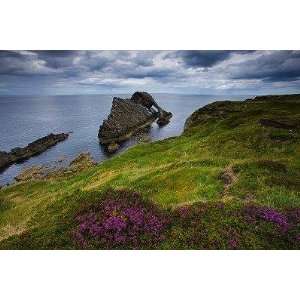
0;152;11;170
0;133;69;172
107;142;120;153
56;155;67;163
157;111;173;126
98;92;172;146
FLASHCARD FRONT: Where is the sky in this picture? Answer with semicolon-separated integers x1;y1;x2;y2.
0;50;299;96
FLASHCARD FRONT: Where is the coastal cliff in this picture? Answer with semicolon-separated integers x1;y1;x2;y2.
0;94;300;249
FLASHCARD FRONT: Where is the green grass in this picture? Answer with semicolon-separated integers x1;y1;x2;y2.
0;97;300;249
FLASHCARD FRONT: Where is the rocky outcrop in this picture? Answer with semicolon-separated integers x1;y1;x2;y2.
68;152;96;171
15;152;96;182
184;94;300;134
184;101;242;132
98;92;172;152
15;165;49;182
157;110;173;126
131;91;158;110
0;133;69;171
131;91;172;124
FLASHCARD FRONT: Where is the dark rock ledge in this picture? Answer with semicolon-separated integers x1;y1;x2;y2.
98;92;172;153
0;132;69;172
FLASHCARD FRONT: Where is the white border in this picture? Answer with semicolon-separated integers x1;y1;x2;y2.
1;0;300;50
0;250;299;300
1;0;300;299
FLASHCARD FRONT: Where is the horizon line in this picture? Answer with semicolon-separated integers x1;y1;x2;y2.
0;92;261;98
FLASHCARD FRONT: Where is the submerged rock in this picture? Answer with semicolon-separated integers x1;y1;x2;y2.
0;133;69;172
98;92;172;151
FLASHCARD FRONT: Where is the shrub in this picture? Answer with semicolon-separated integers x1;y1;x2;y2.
72;189;300;250
73;189;169;249
243;204;289;231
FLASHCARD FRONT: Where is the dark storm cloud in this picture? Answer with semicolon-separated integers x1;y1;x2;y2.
0;51;37;75
115;66;174;79
131;51;156;67
229;50;300;82
32;50;80;69
0;50;299;95
169;50;255;68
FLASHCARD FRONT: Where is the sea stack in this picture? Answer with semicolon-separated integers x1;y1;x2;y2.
98;92;172;153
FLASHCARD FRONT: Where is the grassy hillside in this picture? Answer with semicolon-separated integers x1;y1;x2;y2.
0;95;300;249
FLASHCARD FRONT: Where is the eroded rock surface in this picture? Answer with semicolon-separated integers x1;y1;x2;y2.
68;152;96;171
15;152;96;182
98;92;172;152
0;133;69;172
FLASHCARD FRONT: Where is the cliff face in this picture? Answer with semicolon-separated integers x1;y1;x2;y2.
98;97;157;144
98;92;172;152
184;94;300;133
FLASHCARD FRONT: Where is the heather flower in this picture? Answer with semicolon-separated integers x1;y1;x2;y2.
73;189;169;249
216;202;225;210
103;216;127;231
228;238;238;249
285;208;300;224
177;206;190;218
244;204;289;232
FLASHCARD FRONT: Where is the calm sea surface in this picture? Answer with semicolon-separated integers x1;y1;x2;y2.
0;94;248;185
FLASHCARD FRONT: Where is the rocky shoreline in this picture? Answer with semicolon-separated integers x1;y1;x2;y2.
14;152;95;182
0;132;69;172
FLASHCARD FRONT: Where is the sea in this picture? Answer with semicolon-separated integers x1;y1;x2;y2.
0;94;249;185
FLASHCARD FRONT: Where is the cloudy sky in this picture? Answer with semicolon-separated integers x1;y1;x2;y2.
0;50;299;96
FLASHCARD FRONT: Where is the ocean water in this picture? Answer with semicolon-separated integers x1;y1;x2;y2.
0;94;248;185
